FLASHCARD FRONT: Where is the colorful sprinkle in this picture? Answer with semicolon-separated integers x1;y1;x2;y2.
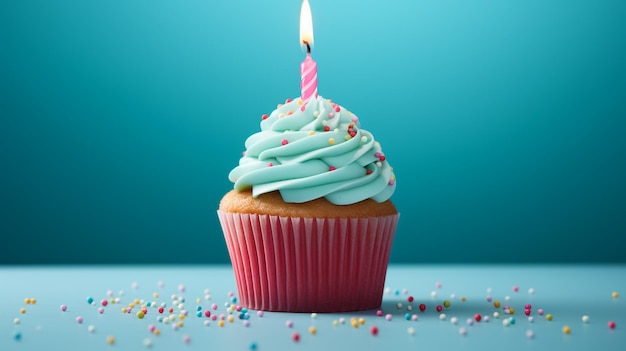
292;332;300;342
309;326;317;335
546;314;553;321
608;321;616;329
562;325;571;334
60;304;67;312
370;326;379;336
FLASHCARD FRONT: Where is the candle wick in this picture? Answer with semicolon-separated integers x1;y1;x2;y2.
303;40;311;54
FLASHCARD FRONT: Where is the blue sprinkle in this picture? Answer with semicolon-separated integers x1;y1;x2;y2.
87;297;94;304
509;317;516;325
196;311;203;318
146;302;152;307
241;308;248;314
197;306;202;311
243;313;250;320
404;313;411;320
231;297;238;303
14;332;22;341
249;342;258;350
395;290;400;295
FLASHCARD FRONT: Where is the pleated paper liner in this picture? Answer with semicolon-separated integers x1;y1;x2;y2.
218;211;399;312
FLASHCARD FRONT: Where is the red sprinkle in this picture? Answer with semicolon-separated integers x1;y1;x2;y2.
286;98;292;103
370;326;379;336
158;307;164;314
262;114;269;120
436;305;443;312
408;296;414;303
323;126;330;132
329;166;336;171
292;332;301;342
379;155;386;161
204;310;211;318
334;106;341;112
474;314;482;322
168;308;174;313
419;304;426;312
366;169;373;175
268;162;273;167
281;139;288;146
608;321;616;329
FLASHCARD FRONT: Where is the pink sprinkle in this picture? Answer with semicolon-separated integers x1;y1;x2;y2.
351;117;358;123
106;290;113;297
257;311;264;317
486;296;492;302
220;314;225;320
376;310;383;317
436;305;443;312
374;152;381;157
98;307;104;314
183;334;191;344
537;309;544;316
329;166;336;171
157;280;164;288
524;309;531;316
101;299;108;307
211;303;218;310
211;315;217;321
148;324;156;332
385;314;392;321
60;304;67;312
131;282;139;289
178;284;185;292
334;106;340;112
436;282;442;289
281;139;288;146
204;310;211;318
608;321;616;329
300;105;306;112
286;320;294;328
513;285;519;292
243;320;251;327
328;112;334;118
228;292;234;297
525;304;532;309
76;316;83;324
267;162;273;167
411;314;418;321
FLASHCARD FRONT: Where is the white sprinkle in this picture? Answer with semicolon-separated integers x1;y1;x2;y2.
144;337;153;347
313;111;320;117
528;288;535;295
486;288;492;294
450;293;456;300
459;327;467;335
407;305;412;311
466;318;474;326
431;291;437;298
439;313;447;321
526;329;535;339
384;287;391;294
483;315;490;323
493;312;500;319
311;313;317;319
505;295;511;301
339;318;345;324
132;282;139;289
582;315;590;323
13;318;20;325
88;325;95;333
407;327;416;335
528;316;534;323
502;318;510;326
450;317;458;325
396;302;403;309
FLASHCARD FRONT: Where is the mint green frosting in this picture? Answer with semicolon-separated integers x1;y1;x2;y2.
228;96;396;205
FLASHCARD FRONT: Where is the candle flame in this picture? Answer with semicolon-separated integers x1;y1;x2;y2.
300;0;314;50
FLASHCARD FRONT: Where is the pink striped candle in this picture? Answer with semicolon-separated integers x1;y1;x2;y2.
300;0;317;107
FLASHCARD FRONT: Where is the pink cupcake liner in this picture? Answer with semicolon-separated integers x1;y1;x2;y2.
217;210;399;312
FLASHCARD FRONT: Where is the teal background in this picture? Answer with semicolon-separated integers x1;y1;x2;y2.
1;0;625;264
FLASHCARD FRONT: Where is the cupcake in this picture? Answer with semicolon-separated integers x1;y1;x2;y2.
218;95;398;312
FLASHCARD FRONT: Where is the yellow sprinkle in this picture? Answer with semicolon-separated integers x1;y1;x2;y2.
332;320;338;327
509;307;515;315
121;307;127;313
612;291;619;299
134;299;140;305
326;99;332;103
196;298;201;303
24;298;31;304
179;314;185;320
20;308;26;314
359;318;365;325
141;304;147;309
218;320;225;327
128;303;135;308
279;113;285;118
228;315;235;323
461;297;467;302
154;329;161;336
110;298;116;304
309;326;317;335
298;99;303;106
329;138;335;145
137;311;145;319
494;301;501;308
178;321;184;327
546;314;553;321
153;292;159;298
308;131;315;136
277;104;283;108
562;325;571;334
107;336;115;345
351;320;359;328
31;298;37;304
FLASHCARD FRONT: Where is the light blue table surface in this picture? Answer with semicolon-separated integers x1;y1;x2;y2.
2;265;624;350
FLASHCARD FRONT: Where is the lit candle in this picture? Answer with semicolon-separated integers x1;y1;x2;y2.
300;0;317;108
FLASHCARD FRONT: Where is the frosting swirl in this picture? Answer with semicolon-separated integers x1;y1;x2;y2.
229;96;396;205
